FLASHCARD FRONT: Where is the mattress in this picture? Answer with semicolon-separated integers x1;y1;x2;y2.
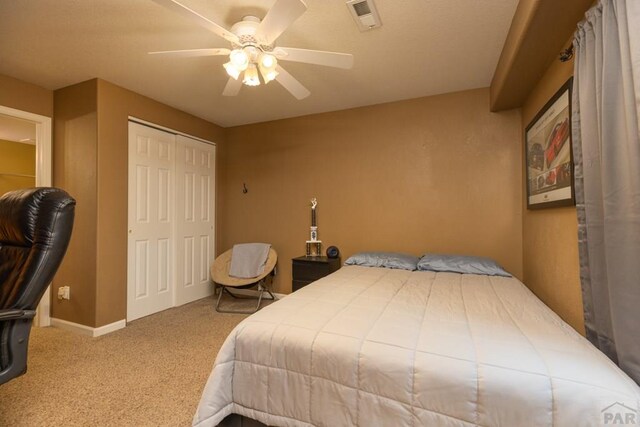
194;266;640;426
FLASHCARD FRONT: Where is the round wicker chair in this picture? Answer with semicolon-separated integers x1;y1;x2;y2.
211;247;278;313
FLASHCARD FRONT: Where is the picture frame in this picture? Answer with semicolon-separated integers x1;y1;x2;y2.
525;78;575;209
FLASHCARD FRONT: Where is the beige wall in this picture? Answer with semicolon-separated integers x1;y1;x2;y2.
521;41;584;334
0;139;36;195
52;78;225;327
52;79;99;326
493;0;592;334
223;88;522;294
0;73;53;117
3;66;580;332
94;79;226;326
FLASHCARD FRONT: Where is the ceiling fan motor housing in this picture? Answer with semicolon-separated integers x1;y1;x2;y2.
231;16;273;51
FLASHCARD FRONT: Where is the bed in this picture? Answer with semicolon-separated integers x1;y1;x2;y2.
193;265;640;426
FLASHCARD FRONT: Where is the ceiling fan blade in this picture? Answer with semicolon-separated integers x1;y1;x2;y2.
273;47;354;69
222;76;243;97
152;0;239;44
255;0;307;45
274;65;310;100
148;48;231;58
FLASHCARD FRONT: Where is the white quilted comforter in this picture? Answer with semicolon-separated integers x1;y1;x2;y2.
194;266;640;426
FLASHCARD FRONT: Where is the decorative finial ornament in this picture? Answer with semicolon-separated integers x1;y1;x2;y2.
306;198;322;256
311;198;317;226
559;44;574;62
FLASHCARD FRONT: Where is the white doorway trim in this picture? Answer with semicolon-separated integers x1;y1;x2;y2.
0;105;53;327
128;116;216;146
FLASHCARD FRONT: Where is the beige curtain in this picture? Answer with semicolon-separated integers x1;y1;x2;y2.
572;0;640;384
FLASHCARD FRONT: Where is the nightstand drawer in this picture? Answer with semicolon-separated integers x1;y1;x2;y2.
291;256;341;291
292;261;327;281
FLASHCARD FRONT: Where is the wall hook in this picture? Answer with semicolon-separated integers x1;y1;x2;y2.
242;183;248;194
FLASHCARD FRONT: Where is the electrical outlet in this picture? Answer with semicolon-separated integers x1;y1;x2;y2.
57;286;70;300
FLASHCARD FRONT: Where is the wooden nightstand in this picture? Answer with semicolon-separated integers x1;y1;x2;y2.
292;256;341;291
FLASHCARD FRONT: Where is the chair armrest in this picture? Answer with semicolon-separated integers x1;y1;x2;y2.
0;309;36;321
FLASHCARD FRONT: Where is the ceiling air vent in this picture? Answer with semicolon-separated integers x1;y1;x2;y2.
346;0;382;31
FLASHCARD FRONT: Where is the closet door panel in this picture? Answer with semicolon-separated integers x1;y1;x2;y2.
175;135;216;306
127;122;175;321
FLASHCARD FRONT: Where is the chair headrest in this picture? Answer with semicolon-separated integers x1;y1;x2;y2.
0;188;76;247
0;187;76;310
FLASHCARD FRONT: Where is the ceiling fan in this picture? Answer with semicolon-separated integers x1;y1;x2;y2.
150;0;354;100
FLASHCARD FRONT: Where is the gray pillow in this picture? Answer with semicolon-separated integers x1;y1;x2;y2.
417;254;511;277
344;252;419;271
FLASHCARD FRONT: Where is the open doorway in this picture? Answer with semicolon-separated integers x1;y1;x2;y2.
0;105;52;326
0;114;37;193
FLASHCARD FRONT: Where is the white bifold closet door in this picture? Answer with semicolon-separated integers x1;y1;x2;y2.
174;135;216;306
127;122;215;322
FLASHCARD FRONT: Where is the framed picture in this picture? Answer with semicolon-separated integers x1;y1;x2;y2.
525;78;575;209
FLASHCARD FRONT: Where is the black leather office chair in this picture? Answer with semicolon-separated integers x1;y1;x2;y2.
0;188;75;385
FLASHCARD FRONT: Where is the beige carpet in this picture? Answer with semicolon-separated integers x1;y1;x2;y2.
0;295;269;427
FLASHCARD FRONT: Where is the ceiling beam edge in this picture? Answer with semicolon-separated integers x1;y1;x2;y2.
490;0;593;112
489;0;540;112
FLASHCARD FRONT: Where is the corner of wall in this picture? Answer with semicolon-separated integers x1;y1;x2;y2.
52;79;100;327
520;38;585;335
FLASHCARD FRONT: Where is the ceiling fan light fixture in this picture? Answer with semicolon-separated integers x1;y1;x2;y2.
229;49;249;71
151;0;354;99
260;53;277;69
262;69;279;83
223;61;241;80
258;53;278;83
259;64;279;83
243;63;260;86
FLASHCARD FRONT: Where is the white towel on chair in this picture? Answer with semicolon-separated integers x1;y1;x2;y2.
228;243;271;279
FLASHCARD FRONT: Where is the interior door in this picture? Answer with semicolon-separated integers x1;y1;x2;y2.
175;135;216;306
127;122;175;321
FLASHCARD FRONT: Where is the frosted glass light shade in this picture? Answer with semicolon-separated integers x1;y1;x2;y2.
259;54;278;83
260;53;276;68
260;66;279;83
223;62;241;80
243;63;260;86
230;49;249;70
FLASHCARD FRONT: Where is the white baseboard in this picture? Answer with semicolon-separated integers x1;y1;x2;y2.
223;288;287;299
49;291;283;337
50;318;126;337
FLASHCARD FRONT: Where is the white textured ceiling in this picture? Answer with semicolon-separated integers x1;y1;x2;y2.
0;0;518;127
